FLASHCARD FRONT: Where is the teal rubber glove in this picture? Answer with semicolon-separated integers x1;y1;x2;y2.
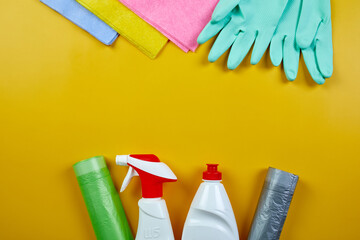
296;0;333;84
270;0;301;81
270;0;330;83
198;0;288;69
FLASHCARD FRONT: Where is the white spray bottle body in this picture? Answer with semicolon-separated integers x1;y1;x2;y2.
182;165;239;240
136;198;174;240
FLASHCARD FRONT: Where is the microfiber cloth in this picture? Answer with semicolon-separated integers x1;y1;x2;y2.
40;0;118;45
118;0;219;52
76;0;168;59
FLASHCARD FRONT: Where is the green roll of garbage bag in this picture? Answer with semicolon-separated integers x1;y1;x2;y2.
73;156;134;240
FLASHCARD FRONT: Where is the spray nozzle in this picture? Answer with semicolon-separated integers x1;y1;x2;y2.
116;154;177;198
115;155;129;166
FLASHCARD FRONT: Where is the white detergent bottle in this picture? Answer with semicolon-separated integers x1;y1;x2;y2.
182;164;239;240
116;154;177;240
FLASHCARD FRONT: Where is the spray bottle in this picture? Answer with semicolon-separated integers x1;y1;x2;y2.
182;164;239;240
116;154;177;240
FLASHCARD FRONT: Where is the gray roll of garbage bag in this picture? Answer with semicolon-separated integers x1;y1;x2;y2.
248;167;299;240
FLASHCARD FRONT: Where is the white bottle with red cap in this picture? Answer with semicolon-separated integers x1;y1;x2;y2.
116;154;177;240
182;164;239;240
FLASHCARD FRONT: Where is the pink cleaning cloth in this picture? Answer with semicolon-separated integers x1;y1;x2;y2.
118;0;219;52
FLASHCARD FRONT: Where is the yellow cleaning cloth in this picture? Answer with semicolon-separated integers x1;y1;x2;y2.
76;0;168;59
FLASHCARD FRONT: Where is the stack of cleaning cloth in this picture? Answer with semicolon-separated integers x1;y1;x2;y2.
40;0;222;57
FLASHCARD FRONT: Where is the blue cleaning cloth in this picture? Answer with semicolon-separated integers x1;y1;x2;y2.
40;0;118;45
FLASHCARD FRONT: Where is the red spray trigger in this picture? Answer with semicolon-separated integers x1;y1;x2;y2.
203;164;222;180
132;167;177;198
119;154;177;198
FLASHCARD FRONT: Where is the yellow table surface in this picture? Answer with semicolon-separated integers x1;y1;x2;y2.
1;1;359;239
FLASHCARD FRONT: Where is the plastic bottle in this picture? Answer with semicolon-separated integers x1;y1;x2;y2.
182;164;239;240
116;154;177;240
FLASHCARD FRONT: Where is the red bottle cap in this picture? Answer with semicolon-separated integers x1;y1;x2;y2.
203;164;222;180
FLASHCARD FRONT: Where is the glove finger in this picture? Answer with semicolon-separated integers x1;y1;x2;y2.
270;35;284;67
302;48;325;85
283;36;300;81
315;20;333;78
296;0;321;48
296;17;321;48
250;30;274;65
197;17;230;44
212;0;240;22
208;22;239;62
227;31;256;70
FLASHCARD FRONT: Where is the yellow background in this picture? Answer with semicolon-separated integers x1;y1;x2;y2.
1;1;359;239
